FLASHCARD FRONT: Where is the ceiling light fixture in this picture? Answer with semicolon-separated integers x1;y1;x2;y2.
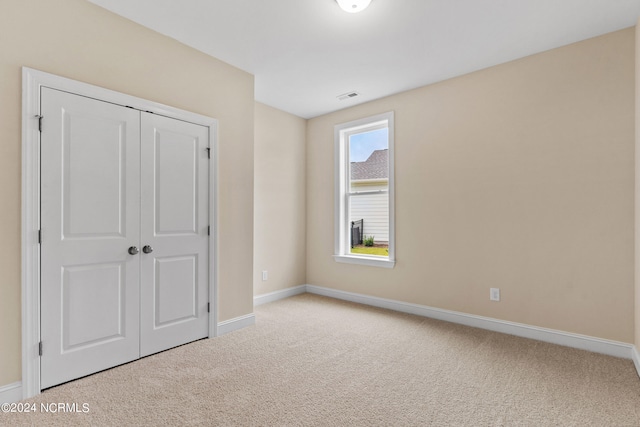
336;0;372;13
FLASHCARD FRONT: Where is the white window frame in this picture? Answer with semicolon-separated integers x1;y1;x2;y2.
334;111;395;268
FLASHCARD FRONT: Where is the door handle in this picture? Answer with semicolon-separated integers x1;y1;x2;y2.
128;246;139;255
142;245;153;254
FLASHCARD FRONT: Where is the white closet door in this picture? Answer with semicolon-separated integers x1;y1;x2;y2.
139;112;209;357
40;88;141;389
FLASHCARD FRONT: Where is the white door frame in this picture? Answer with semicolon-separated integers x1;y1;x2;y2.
21;67;219;399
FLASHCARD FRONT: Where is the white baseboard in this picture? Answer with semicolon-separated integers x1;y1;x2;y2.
217;313;255;336
305;285;635;360
0;381;23;403
632;346;640;378
254;285;307;306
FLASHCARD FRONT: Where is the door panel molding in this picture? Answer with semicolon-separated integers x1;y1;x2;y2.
22;67;218;399
154;255;198;327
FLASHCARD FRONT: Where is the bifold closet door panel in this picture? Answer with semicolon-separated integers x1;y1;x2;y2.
139;112;209;357
40;88;141;389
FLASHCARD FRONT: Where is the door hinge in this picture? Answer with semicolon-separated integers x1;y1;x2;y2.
207;302;210;313
38;230;41;244
207;226;210;236
206;147;211;159
36;115;43;132
38;341;43;356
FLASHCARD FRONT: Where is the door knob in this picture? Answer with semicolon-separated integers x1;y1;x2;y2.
142;245;153;254
128;246;139;255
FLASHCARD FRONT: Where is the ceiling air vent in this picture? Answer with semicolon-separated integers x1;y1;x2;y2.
337;91;360;101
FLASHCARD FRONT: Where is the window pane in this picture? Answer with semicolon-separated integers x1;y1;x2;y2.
349;128;389;192
348;128;389;257
348;192;389;256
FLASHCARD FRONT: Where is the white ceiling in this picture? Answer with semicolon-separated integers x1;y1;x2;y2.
89;0;640;119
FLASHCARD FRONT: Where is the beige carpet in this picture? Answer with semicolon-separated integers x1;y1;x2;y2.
2;293;640;426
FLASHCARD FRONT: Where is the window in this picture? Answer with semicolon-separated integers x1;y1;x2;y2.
334;111;394;268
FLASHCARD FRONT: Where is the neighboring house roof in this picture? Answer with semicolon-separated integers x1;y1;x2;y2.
351;149;388;180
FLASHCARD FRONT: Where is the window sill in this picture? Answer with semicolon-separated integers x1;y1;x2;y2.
333;254;395;269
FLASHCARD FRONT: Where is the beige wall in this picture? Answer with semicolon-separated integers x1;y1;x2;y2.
636;19;640;348
0;0;255;387
307;28;635;343
254;103;307;295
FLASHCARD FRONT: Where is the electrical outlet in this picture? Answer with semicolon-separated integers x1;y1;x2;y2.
490;288;500;302
262;270;268;281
